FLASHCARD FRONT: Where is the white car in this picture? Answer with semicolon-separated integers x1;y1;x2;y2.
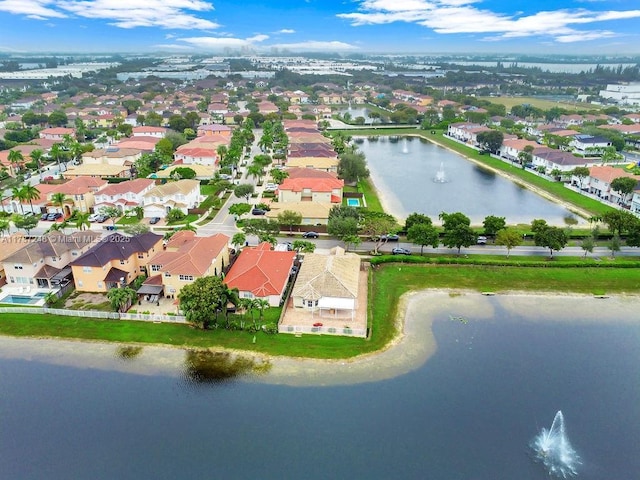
88;213;100;222
264;183;278;192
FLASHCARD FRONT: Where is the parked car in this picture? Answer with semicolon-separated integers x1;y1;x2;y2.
392;247;412;255
46;212;57;221
251;209;267;215
302;231;319;238
149;217;161;224
381;234;400;242
477;235;488;245
264;183;278;192
95;215;108;223
88;213;100;222
40;213;50;221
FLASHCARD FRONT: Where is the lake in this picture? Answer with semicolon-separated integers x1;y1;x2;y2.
357;136;581;225
0;294;638;479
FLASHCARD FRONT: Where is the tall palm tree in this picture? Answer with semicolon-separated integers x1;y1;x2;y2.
51;192;67;217
219;286;240;329
49;143;64;173
11;186;25;214
74;211;91;231
20;185;40;214
30;149;44;179
7;150;24;177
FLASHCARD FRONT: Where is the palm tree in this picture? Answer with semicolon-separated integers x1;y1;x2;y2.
255;298;270;328
7;150;24;177
219;286;240;328
51;192;67;217
0;219;10;236
74;211;91;231
11;186;25;213
49;143;64;173
247;163;264;183
20;184;40;214
30;149;44;179
107;287;138;313
179;222;197;232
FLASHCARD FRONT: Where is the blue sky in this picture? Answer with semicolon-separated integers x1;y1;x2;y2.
1;0;639;55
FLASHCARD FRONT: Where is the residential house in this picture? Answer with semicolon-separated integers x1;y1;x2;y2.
115;136;160;152
582;165;640;204
93;178;156;215
2;231;101;290
290;247;360;320
224;242;295;307
0;234;32;286
147;231;230;298
132;126;168;138
70;232;163;292
39;127;75;141
37;176;107;216
81;147;142;167
569;135;613;156
153;163;215;180
266;201;333;225
63;163;132;179
197;124;232;137
277;168;344;204
141;179;201;218
173;145;218;167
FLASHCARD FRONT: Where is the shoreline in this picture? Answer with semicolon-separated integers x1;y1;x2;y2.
1;290;638;387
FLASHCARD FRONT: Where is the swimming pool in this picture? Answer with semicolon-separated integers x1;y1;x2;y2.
346;198;361;207
0;292;47;305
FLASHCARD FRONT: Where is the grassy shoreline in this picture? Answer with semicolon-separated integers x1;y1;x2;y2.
1;263;638;359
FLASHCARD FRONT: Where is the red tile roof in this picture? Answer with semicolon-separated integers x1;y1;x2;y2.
224;242;295;298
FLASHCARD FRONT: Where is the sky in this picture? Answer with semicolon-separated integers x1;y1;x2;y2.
0;0;640;56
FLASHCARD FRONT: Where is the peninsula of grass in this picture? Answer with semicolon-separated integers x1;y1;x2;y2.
1;263;638;359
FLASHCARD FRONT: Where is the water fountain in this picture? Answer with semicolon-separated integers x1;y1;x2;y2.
433;162;447;183
402;138;409;154
531;410;580;478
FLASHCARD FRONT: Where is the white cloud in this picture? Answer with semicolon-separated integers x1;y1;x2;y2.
0;0;66;18
153;43;194;50
247;34;269;42
178;34;266;50
277;28;296;34
338;0;640;43
269;40;358;51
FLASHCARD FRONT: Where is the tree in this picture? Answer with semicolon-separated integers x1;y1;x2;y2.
277;209;302;233
229;203;252;218
170;166;196;180
602;210;636;236
337;151;369;184
11;186;25;213
48;110;68;127
476;130;504;153
123;223;150;235
233;183;255;202
241;218;280;243
178;276;228;329
291;240;316;253
270;168;289;184
166;208;186;223
30;149;44;178
0;219;10;236
247;163;265;183
404;212;431;231
51;192;67;215
49;143;66;173
342;234;361;252
571;166;590;191
254;298;270;322
483;215;506;238
407;221;439;254
231;232;246;250
99;205;120;226
495;228;523;258
107;287;137;313
580;236;595;258
626;220;640;248
608;234;621;258
7;150;24;176
439;212;476;255
610;177;638;205
532;224;568;258
20;185;40;213
328;215;359;241
74;211;91;231
219;285;240;328
517;145;534;167
359;211;398;255
13;214;39;234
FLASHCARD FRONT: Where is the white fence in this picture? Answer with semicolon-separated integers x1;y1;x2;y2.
0;307;187;324
278;324;367;338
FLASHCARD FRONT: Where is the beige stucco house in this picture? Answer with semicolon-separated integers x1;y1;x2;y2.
141;179;201;218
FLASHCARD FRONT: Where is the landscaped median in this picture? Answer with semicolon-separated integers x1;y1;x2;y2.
1;260;638;359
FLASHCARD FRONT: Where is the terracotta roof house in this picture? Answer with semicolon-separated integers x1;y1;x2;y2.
224;242;295;307
93;178;156;214
0;233;33;286
285;156;339;173
147;231;230;298
63;163;133;179
3;231;101;290
70;232;163;292
81;147;142;166
290;247;361;320
39;176;107;215
116;136;161;152
141;179;201;218
197;124;232;137
266;201;333;225
132;126;168;138
153;163;215;180
174;144;218;167
39;127;75;141
278;169;343;204
583;165;640;204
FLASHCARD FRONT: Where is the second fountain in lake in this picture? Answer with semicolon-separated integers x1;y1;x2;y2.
433;162;448;183
531;410;580;478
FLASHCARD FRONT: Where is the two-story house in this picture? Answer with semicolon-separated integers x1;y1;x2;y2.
39;127;76;141
2;231;101;290
277;168;344;203
141;179;201;218
70;232;163;292
93;178;156;215
38;177;108;216
132;126;168;138
146;231;230;299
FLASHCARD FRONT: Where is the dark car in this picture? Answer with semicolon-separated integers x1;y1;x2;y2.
46;212;57;221
251;209;267;215
149;217;161;224
95;215;107;223
302;231;319;238
392;247;412;255
41;213;50;221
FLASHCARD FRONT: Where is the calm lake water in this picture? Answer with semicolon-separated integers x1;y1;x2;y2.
1;302;638;479
358;136;580;225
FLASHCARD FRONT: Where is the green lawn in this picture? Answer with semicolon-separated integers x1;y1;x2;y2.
477;96;605;112
1;263;638;359
357;178;384;212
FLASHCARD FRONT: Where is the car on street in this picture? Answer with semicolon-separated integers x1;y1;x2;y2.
41;213;50;221
251;208;267;215
477;235;488;245
46;212;62;221
95;214;108;223
302;231;319;238
381;234;400;241
149;217;161;224
392;247;412;255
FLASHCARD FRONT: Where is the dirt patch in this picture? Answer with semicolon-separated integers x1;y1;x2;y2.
64;292;111;311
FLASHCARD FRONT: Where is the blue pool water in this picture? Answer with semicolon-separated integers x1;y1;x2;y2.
346;198;361;207
1;292;47;305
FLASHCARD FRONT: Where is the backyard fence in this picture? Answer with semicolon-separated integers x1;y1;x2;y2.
0;307;187;324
